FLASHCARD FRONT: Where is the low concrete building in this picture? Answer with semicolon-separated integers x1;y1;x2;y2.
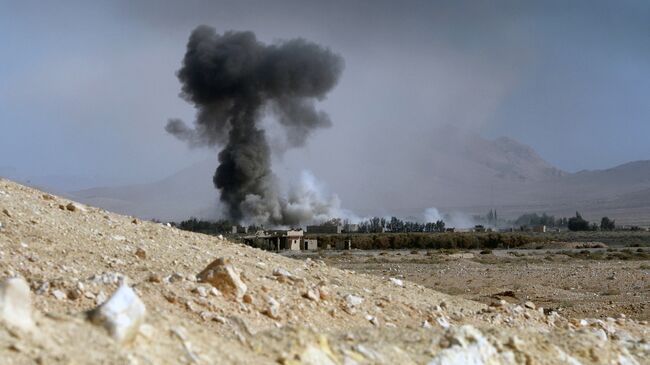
243;229;304;251
302;239;318;250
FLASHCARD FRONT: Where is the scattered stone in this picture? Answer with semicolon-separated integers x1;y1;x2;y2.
42;194;55;200
96;291;107;305
163;273;184;284
2;208;11;217
263;295;280;319
242;293;253;304
427;325;501;365
65;202;85;212
87;284;146;344
389;277;404;287
273;267;294;282
0;277;34;331
67;288;81;300
134;248;147;260
436;316;450;329
197;258;247;299
194;286;208;298
298;340;338;365
524;301;536;310
147;273;162;283
52;289;66;301
303;288;320;302
318;286;331;301
345;294;364;307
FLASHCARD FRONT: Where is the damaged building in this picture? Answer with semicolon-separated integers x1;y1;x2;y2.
243;229;317;252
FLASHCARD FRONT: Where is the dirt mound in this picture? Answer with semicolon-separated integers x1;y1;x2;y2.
0;178;648;364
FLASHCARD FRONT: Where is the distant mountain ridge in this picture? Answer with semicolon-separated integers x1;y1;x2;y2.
62;130;650;225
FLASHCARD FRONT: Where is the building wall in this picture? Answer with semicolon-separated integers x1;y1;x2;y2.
303;239;318;250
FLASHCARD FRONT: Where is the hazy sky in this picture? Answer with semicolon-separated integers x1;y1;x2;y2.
1;0;649;189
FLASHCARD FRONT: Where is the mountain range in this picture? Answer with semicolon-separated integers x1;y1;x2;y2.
21;129;650;226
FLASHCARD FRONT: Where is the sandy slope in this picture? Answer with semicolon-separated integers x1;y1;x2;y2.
0;178;648;364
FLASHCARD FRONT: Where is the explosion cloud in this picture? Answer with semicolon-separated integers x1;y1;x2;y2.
166;26;344;225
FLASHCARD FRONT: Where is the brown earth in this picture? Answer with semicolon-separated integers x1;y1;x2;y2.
307;249;650;323
0;178;649;364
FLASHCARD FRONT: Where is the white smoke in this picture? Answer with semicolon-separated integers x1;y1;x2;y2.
240;170;350;227
423;207;475;228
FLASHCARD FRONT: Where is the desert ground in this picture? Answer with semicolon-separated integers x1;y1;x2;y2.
287;247;650;322
0;178;649;364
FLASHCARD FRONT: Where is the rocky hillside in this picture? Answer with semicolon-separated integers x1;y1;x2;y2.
0;178;648;364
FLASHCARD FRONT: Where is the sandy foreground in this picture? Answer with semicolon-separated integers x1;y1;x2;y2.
0;178;648;364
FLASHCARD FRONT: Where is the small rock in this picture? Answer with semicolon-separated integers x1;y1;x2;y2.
87;285;146;344
242;293;253;304
436;316;450;329
272;267;294;282
65;202;85;212
0;277;34;331
318;286;331;301
263;295;280;319
67;289;81;300
427;325;500;365
345;294;364;307
42;194;55;200
197;258;247;299
52;289;66;301
96;291;107;305
134;248;147;260
389;277;404;287
303;289;320;302
2;208;11;217
194;286;208;298
524;301;536;310
147;273;162;283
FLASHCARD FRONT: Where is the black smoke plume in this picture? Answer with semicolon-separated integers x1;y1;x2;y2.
166;26;344;225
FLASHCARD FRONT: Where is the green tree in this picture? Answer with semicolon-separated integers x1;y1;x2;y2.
568;212;590;231
600;217;616;231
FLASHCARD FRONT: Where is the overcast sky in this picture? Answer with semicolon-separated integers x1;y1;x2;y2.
1;0;649;189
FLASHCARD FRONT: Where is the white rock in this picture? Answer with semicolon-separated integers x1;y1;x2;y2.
436;316;450;329
427;325;508;365
389;277;404;287
195;286;208;297
52;289;66;300
87;285;146;344
96;291;107;305
265;295;281;319
345;294;364;307
0;277;34;331
299;344;338;365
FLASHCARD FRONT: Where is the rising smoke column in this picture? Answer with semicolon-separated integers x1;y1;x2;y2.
166;26;344;225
